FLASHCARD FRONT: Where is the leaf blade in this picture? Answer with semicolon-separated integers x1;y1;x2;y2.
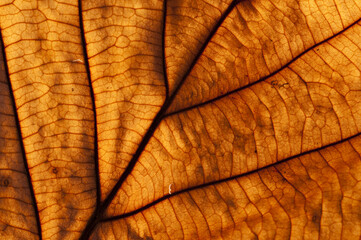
96;135;361;239
168;0;361;114
0;1;97;238
81;0;166;202
2;0;361;239
0;26;40;240
107;2;361;225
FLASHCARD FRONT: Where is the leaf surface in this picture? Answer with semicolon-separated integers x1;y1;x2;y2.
0;0;361;239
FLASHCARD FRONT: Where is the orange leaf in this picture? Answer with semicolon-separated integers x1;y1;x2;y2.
0;0;361;239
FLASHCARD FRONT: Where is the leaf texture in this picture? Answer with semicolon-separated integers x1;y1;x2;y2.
0;0;361;239
0;28;39;239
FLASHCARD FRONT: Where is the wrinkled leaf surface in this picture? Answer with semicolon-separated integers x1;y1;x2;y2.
1;0;361;239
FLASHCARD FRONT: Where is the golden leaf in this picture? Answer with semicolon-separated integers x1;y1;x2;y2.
0;0;361;239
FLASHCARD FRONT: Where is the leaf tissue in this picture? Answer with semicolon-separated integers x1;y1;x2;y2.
0;0;361;239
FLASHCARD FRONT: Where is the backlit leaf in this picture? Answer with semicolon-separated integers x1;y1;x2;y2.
0;0;361;239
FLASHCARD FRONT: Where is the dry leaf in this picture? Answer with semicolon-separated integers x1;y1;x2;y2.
1;0;361;239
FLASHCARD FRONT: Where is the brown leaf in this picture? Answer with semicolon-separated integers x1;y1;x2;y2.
0;0;361;239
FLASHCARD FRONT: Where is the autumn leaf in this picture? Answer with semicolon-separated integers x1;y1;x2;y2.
1;0;361;239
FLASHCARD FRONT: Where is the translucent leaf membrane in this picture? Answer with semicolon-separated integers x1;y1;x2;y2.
81;0;166;200
108;14;361;217
165;0;232;94
95;136;361;239
168;0;361;113
0;28;38;239
1;0;361;239
0;1;96;238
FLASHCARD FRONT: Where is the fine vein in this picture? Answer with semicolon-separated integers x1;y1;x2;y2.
165;18;361;117
0;29;43;239
79;0;240;238
104;130;361;222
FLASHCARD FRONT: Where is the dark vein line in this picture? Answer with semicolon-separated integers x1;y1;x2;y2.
162;0;169;98
164;18;361;118
79;0;240;238
0;29;42;239
78;0;101;208
167;0;242;106
103;131;361;222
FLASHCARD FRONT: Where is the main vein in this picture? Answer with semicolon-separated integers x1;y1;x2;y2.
79;0;240;238
0;29;43;239
78;0;101;209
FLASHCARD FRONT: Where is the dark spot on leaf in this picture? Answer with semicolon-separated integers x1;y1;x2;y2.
36;36;46;41
195;165;205;181
312;214;319;223
226;199;236;208
271;80;278;88
241;1;259;16
254;149;257;153
52;168;58;174
127;223;151;240
3;179;9;187
233;131;247;152
100;4;113;19
72;88;74;91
